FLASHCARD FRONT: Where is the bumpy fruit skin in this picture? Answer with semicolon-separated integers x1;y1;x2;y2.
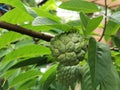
56;64;82;87
50;32;87;66
50;32;87;88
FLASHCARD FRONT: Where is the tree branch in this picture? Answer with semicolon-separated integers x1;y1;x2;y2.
98;0;108;42
0;21;54;42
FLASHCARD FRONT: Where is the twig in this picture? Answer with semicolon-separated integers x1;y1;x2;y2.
90;0;119;10
0;21;54;42
110;47;119;52
98;0;108;42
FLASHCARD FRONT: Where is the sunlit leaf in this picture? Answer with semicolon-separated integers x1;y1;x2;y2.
0;8;34;24
32;16;58;26
59;0;99;13
21;0;36;7
0;31;23;49
24;5;38;18
0;48;13;58
40;0;56;11
33;8;61;23
15;39;34;49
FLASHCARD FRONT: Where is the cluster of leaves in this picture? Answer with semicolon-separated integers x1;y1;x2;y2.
0;0;120;90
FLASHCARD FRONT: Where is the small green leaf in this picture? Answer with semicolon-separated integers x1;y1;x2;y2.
112;36;120;49
39;64;57;90
85;16;103;35
24;5;38;18
110;11;120;24
9;69;41;87
80;12;89;29
59;0;99;13
104;20;120;41
0;31;23;49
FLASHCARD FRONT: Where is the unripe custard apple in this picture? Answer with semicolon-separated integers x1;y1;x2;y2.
50;32;87;66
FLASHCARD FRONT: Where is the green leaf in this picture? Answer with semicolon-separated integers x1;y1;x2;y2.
32;16;58;26
0;8;34;24
17;79;36;90
15;39;34;49
59;0;99;13
40;0;56;11
0;61;16;77
5;69;21;80
24;5;38;18
21;0;36;7
100;65;120;90
81;63;93;90
80;12;89;29
104;20;120;41
21;24;54;32
88;38;112;89
39;64;57;90
66;20;81;26
0;48;12;58
50;24;72;32
1;45;51;64
9;56;51;69
112;36;120;49
79;13;103;36
33;8;61;23
110;11;120;24
0;31;23;49
85;16;103;35
9;69;41;87
22;23;71;32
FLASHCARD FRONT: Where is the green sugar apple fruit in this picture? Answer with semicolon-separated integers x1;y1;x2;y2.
56;64;82;87
50;32;87;66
